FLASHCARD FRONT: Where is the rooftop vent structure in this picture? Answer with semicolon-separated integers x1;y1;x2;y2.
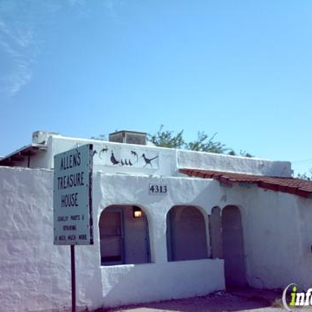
32;131;60;145
109;130;147;145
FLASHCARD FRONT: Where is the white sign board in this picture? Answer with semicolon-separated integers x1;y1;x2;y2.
53;144;93;245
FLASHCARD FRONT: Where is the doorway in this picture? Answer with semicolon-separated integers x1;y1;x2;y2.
99;206;151;265
222;205;247;288
99;208;124;265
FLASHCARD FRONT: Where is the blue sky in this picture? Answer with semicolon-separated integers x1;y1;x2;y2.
0;0;312;175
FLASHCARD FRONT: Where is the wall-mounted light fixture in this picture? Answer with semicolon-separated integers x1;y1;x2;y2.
133;206;142;218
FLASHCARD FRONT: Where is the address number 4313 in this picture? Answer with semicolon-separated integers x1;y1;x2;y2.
149;183;168;195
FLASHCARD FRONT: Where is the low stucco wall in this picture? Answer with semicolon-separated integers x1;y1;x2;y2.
101;260;224;307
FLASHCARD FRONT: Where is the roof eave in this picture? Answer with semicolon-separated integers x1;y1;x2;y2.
0;144;47;167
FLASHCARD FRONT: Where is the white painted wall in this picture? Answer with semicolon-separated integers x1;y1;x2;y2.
94;173;225;307
48;136;178;176
0;167;225;311
100;260;224;307
0;167;72;312
220;184;311;290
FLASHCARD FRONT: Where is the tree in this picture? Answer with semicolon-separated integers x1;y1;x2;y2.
296;170;312;180
148;125;185;149
91;134;106;141
185;131;228;153
148;125;253;157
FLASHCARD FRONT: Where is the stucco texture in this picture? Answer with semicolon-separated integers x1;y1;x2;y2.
223;184;312;290
0;167;72;312
2;161;312;312
0;167;225;311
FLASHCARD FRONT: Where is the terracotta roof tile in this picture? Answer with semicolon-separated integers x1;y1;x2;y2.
179;168;312;198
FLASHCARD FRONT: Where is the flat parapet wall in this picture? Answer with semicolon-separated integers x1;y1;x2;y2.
1;132;292;178
51;135;292;177
49;136;178;176
177;150;292;177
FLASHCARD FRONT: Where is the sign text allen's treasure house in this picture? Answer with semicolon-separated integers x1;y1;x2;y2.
53;144;94;245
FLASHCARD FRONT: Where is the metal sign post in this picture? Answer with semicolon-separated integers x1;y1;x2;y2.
71;245;76;312
53;144;94;312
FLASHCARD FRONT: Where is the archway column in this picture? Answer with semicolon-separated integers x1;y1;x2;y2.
147;210;168;263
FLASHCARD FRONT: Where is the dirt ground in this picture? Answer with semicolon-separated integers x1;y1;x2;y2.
93;288;301;312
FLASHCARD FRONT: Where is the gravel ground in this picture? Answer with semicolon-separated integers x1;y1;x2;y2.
93;288;303;312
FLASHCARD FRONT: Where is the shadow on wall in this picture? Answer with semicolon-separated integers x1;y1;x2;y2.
209;206;223;259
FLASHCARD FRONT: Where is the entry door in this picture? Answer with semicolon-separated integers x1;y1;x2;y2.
100;209;124;265
222;206;247;288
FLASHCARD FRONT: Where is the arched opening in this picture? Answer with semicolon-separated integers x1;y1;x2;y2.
166;205;208;261
99;205;151;266
222;205;247;288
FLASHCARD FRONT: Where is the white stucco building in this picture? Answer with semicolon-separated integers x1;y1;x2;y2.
1;130;312;312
